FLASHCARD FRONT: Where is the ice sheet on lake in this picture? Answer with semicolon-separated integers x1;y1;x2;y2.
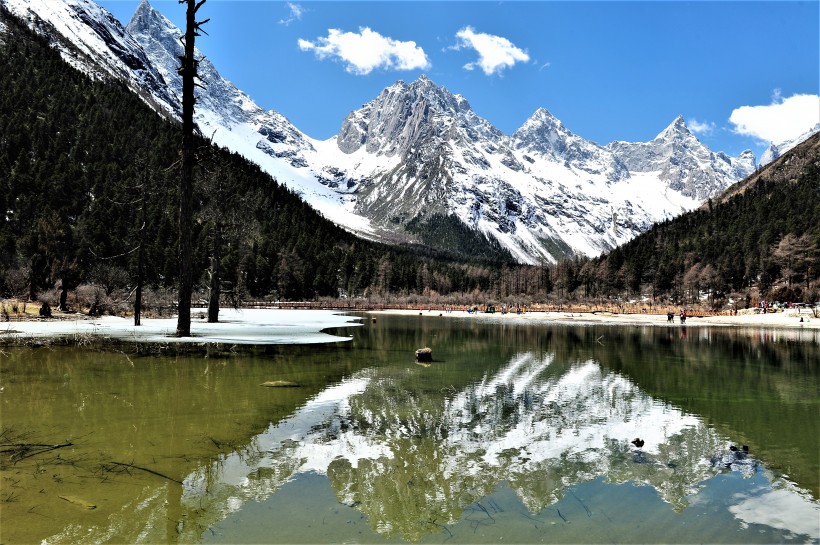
1;309;361;344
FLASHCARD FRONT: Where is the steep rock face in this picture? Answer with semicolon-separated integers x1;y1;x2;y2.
333;81;757;263
512;107;628;182
2;0;178;117
333;77;516;233
338;76;501;157
4;0;761;264
126;0;312;158
606;116;755;201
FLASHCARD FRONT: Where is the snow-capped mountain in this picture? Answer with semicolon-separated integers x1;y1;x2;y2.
759;123;820;166
1;0;178;117
326;79;755;262
606;116;756;201
3;0;758;264
512;107;629;183
124;0;375;233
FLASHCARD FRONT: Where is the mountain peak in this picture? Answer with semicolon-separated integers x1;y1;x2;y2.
407;75;455;100
128;0;176;36
527;107;562;127
656;115;692;141
336;75;491;155
513;107;572;147
3;0;180;117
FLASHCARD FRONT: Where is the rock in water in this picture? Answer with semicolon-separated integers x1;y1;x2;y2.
415;347;432;363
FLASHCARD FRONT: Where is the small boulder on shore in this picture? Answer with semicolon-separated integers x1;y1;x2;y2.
415;347;432;363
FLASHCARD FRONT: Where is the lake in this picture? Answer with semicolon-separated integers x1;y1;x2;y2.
1;312;818;544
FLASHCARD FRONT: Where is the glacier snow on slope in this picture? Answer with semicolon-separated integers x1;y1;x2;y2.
4;0;758;264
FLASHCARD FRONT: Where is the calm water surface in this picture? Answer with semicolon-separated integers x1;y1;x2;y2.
1;313;818;544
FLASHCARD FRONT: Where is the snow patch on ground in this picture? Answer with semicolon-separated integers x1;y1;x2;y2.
0;309;362;344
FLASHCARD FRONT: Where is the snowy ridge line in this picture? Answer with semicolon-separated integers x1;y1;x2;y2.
5;0;758;264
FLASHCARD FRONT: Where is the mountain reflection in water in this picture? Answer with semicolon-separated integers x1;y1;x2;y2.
175;351;818;543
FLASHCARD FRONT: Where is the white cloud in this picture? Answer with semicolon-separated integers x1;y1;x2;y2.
688;118;716;136
453;26;529;76
298;28;430;75
278;3;304;26
729;93;820;144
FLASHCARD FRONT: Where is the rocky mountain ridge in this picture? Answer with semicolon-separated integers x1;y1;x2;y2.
3;0;759;264
759;123;820;166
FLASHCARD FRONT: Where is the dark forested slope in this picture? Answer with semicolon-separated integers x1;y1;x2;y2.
590;133;820;305
0;9;512;305
2;6;816;310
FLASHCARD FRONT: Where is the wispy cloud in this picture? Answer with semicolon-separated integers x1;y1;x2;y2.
298;28;430;75
278;3;304;26
688;118;716;136
729;92;820;144
451;27;529;76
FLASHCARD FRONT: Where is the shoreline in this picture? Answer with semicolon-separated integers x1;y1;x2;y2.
1;306;817;347
0;308;361;346
368;307;820;330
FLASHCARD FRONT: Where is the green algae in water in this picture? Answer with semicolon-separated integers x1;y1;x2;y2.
1;315;818;544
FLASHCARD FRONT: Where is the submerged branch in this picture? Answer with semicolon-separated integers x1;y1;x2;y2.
107;461;183;484
0;441;73;463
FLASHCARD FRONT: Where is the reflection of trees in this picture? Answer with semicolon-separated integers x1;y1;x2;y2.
177;350;763;542
590;327;820;498
11;321;817;543
327;439;488;541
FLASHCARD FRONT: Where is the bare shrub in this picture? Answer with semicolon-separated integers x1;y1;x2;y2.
88;264;130;296
139;287;177;318
38;290;60;310
73;284;111;316
2;267;30;299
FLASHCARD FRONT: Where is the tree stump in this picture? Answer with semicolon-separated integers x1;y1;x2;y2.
415;347;432;363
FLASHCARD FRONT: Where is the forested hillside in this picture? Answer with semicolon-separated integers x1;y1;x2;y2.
0;9;514;309
1;6;817;313
588;134;820;307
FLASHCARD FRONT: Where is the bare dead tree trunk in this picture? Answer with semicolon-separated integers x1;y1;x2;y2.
176;0;208;337
207;221;220;322
59;285;68;311
134;176;146;326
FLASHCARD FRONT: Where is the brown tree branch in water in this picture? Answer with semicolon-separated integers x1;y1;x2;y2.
107;461;183;484
0;441;73;463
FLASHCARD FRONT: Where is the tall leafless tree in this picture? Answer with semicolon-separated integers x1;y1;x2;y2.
176;0;208;337
134;167;147;326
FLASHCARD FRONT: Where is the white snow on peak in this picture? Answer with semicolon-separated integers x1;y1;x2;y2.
170;350;817;541
760;123;820;166
5;0;758;264
655;114;689;140
3;0;178;116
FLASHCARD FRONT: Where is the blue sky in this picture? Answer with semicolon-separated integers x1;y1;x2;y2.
99;1;819;158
